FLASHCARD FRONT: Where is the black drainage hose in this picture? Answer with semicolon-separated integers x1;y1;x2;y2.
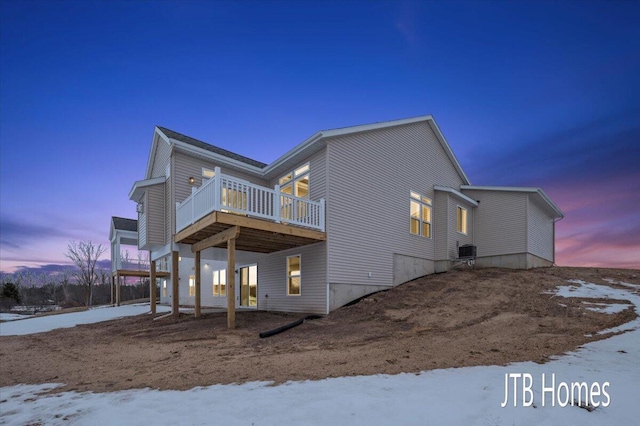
259;314;322;338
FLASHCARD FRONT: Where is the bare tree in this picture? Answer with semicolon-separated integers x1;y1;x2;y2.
65;241;106;306
122;250;131;270
58;269;72;305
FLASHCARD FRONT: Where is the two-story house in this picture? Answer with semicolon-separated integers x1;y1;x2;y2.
122;115;563;327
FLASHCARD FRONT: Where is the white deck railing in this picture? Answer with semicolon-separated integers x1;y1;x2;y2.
176;167;325;233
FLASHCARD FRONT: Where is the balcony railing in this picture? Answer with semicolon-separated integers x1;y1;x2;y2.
176;167;325;233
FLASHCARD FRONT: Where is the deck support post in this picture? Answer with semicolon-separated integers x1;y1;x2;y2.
150;259;157;314
195;251;201;318
116;273;121;306
227;238;236;329
111;275;115;306
172;250;180;318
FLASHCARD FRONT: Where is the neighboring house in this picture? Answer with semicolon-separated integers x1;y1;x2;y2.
109;216;169;307
121;115;563;325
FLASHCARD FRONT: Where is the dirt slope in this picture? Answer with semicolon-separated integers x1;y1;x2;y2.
1;267;638;393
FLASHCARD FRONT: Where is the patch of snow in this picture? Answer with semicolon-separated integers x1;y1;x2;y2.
1;280;640;425
603;278;640;290
0;304;170;336
552;280;640;335
0;313;31;322
581;301;632;314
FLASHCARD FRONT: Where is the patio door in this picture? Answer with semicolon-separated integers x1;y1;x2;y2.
237;264;258;308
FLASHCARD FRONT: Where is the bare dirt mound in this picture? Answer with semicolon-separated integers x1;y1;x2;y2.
1;267;638;393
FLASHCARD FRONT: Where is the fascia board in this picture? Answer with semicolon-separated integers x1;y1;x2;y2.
128;177;165;201
434;185;479;206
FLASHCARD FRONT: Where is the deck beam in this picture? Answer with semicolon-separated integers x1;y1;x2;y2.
191;226;240;253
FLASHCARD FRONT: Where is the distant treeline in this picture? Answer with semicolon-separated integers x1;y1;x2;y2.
0;279;157;311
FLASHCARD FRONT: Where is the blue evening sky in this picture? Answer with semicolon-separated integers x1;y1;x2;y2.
1;0;638;273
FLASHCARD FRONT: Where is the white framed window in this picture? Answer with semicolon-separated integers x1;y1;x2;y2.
279;163;310;199
189;275;195;296
410;191;432;238
279;164;310;221
158;257;169;272
287;255;301;296
457;206;468;235
213;269;226;296
162;279;167;297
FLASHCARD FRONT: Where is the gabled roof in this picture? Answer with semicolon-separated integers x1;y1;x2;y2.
112;217;138;232
129;176;165;202
110;217;138;242
149;115;471;185
157;126;267;169
263;115;470;184
460;185;564;219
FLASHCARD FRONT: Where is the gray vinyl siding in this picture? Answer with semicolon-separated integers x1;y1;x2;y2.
175;257;228;307
171;244;326;313
268;148;327;202
192;243;327;314
150;138;171;178
242;242;327;314
527;197;554;261
462;190;527;257
447;197;474;259
434;192;449;261
146;183;165;246
165;176;172;244
173;151;269;205
138;191;148;250
326;121;465;287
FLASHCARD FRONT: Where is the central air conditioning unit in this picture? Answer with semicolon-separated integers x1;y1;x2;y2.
458;244;476;259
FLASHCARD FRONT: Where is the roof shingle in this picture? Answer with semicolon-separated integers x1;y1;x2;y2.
112;217;138;232
157;126;267;168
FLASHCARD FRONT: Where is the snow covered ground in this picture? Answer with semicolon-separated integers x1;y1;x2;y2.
1;280;639;425
0;313;29;322
0;304;170;336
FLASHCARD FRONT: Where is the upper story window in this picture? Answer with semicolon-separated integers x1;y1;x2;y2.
457;206;468;235
410;191;432;238
279;163;310;199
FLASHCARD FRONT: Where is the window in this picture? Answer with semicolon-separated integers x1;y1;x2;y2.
287;255;301;296
202;168;215;179
457;206;468;234
279;164;310;220
213;269;226;296
162;279;167;297
410;191;432;238
189;275;195;296
158;257;169;272
279;163;310;199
